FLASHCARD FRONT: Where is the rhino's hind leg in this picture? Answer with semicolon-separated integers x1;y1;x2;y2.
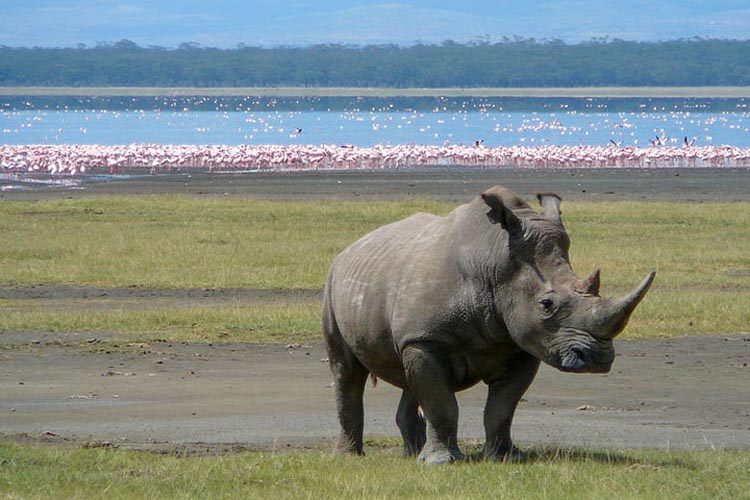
402;343;464;464
323;299;369;455
330;353;368;455
396;390;426;456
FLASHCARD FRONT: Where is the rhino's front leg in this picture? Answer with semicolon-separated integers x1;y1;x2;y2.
402;343;464;464
483;352;540;462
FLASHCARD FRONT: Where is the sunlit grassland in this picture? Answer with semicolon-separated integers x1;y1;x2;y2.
563;202;750;337
0;196;747;341
0;299;319;343
1;443;748;500
0;196;447;289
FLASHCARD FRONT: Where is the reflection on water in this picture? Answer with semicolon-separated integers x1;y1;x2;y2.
0;172;80;191
0;171;155;192
1;96;749;148
3;95;748;112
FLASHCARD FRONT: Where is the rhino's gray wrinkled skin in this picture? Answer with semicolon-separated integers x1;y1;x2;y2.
323;185;655;464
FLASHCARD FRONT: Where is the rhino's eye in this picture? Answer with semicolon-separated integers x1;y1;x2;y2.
539;298;555;316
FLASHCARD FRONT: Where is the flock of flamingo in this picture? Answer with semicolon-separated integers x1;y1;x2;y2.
1;143;750;176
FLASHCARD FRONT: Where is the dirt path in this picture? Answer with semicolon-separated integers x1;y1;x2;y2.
2;333;749;452
1;167;749;453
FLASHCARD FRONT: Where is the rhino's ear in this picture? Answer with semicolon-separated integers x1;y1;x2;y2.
536;192;562;222
481;192;523;233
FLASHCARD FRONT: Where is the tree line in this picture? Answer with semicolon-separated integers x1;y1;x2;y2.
1;38;749;88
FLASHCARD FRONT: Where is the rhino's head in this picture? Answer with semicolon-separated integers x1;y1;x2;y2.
481;187;655;374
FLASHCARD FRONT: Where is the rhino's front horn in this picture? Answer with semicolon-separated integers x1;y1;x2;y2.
596;271;656;339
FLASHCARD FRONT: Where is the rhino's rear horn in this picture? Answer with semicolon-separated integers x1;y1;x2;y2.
536;192;562;222
575;269;601;296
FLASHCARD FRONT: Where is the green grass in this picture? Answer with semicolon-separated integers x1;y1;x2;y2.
3;85;750;97
0;196;748;341
0;196;448;289
562;201;750;338
0;299;321;343
1;443;748;500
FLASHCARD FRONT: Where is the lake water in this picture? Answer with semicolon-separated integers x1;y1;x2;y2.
2;96;750;147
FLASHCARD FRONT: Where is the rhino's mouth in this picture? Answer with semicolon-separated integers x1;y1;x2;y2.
552;337;614;374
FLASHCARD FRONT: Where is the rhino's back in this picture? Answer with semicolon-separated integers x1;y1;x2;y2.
330;210;446;313
335;211;443;267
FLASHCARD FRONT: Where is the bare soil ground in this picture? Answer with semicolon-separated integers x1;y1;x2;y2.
1;167;749;453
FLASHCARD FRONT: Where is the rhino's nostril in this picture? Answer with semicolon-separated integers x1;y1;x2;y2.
561;347;588;371
573;346;589;362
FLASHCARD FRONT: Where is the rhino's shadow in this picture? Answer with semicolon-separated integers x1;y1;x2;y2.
463;446;696;469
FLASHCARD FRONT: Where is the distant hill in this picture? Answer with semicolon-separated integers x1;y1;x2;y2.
1;39;749;88
3;0;749;48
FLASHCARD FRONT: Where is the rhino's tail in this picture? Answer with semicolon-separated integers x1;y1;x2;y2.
322;268;342;348
323;268;373;383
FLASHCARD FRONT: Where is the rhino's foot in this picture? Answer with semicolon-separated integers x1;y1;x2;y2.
402;443;423;457
483;444;526;463
336;443;365;456
335;437;365;456
417;447;464;465
401;431;427;457
338;448;365;457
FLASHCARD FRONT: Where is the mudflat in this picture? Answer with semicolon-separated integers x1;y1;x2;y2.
1;166;749;453
2;166;749;203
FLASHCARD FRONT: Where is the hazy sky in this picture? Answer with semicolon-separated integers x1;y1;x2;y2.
2;1;749;48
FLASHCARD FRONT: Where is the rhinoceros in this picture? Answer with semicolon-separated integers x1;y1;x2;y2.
323;185;655;464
